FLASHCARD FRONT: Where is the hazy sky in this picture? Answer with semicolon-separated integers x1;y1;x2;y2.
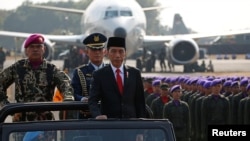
1;0;250;33
159;0;250;32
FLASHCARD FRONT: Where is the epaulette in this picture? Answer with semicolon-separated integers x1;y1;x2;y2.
77;64;88;69
16;58;26;64
77;68;88;96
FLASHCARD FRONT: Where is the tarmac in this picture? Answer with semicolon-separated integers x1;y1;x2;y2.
4;55;250;77
3;55;250;103
3;55;250;137
2;55;250;123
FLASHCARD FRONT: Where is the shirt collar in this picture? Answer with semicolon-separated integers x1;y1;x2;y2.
24;58;47;69
111;64;124;74
91;62;104;70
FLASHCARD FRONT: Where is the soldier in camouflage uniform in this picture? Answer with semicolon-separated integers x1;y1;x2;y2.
0;34;74;141
71;33;107;119
0;34;74;110
0;46;6;70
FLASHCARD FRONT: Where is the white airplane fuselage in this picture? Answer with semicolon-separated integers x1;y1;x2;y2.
81;0;146;56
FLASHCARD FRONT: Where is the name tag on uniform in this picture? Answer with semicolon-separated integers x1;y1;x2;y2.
86;74;92;81
86;74;92;77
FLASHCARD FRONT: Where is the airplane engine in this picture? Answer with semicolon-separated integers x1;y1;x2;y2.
21;37;55;61
168;38;199;65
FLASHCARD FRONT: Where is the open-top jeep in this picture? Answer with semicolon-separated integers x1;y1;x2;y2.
0;102;176;141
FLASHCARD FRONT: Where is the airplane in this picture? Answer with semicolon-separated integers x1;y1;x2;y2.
1;0;250;71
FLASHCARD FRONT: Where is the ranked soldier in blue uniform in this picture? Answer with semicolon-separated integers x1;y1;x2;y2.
71;33;107;118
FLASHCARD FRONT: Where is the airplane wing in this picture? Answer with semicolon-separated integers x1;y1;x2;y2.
27;4;85;15
142;6;169;11
142;29;250;66
0;30;86;61
143;29;250;44
0;30;85;46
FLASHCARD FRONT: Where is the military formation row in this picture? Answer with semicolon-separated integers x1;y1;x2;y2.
143;75;250;141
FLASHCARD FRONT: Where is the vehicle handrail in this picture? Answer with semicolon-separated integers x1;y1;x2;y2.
0;101;87;123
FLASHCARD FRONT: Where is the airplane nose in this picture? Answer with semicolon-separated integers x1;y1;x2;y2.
114;27;127;38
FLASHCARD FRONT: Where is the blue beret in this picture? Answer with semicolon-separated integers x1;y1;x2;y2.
161;77;167;82
170;85;182;93
207;77;214;81
221;78;226;83
83;33;107;49
183;78;189;84
203;81;212;89
186;79;192;85
177;77;185;83
152;80;161;86
198;79;206;86
24;34;44;48
165;77;172;83
247;84;250;91
190;78;198;85
170;77;177;83
232;76;240;81
223;80;232;87
231;81;239;87
240;78;248;86
210;79;222;87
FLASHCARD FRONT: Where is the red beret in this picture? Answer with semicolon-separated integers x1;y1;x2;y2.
24;34;44;48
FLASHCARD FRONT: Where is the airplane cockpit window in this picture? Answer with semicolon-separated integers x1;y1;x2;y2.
105;10;118;19
104;6;132;19
120;10;133;16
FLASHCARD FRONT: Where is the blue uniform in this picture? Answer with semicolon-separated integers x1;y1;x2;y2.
70;32;107;119
71;62;105;119
71;32;107;101
71;63;96;101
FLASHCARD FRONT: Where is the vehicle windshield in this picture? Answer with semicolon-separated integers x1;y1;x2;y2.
1;102;175;141
10;128;166;141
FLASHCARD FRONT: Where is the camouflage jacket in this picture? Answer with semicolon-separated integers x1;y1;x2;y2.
0;59;73;104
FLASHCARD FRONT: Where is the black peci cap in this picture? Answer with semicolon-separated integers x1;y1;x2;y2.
107;37;126;50
83;33;107;49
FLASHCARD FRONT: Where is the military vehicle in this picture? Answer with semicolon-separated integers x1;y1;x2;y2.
0;102;176;141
